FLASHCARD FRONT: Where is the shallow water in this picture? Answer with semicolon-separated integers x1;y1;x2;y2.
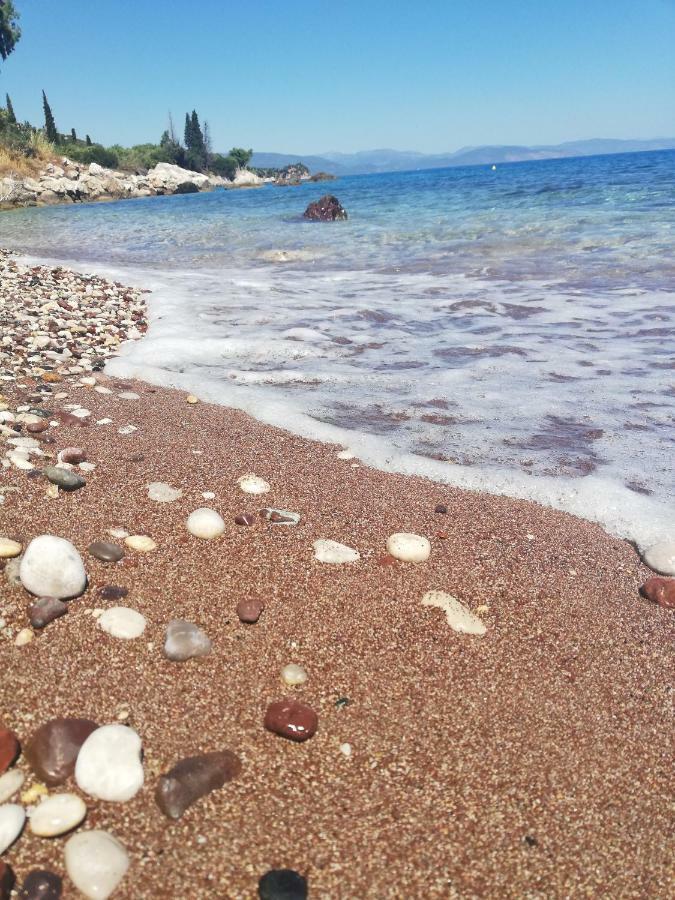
1;150;673;548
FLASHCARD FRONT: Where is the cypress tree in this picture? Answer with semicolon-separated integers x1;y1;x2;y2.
5;93;16;124
42;90;58;143
184;112;192;149
71;127;77;142
85;134;92;146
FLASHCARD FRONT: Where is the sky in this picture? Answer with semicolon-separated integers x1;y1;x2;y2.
2;0;674;154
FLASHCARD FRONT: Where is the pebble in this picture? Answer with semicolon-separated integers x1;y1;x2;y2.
147;482;182;503
75;724;144;802
264;700;318;742
339;743;353;758
19;869;63;900
640;577;675;609
20;536;87;599
57;447;86;465
0;770;24;804
117;391;139;400
88;541;124;563
258;869;308;900
64;830;129;899
0;728;20;774
25;718;98;785
14;628;34;647
435;503;448;514
0;862;13;899
260;508;301;526
313;539;360;564
421;590;487;635
26;420;49;434
0;538;21;559
281;664;308;686
98;607;146;640
386;532;431;563
117;424;137;435
336;449;355;460
28;597;68;629
164;620;212;662
29;793;86;837
124;534;156;552
186;394;199;404
0;804;25;854
155;750;242;820
642;539;675;576
43;467;86;491
237;474;270;495
99;585;128;600
236;598;264;624
186;508;225;540
21;783;48;805
234;514;256;526
108;527;129;539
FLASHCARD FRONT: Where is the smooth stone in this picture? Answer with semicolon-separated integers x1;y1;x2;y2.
421;590;487;635
0;770;24;804
0;863;14;900
75;724;143;802
237;474;270;495
261;508;301;526
98;607;146;640
186;508;226;539
236;598;264;623
0;538;21;559
99;585;128;600
386;532;431;563
642;539;675;576
43;467;86;492
147;482;182;503
64;830;129;899
124;534;156;552
88;542;124;563
20;536;87;600
0;728;20;774
234;514;256;526
20;870;63;900
313;539;360;564
258;869;308;900
15;628;34;647
435;503;448;514
640;577;675;609
0;804;25;854
155;750;242;820
25;718;98;785
281;664;308;686
164;620;212;662
28;597;68;629
118;391;140;400
29;793;86;837
264;700;318;742
57;447;86;465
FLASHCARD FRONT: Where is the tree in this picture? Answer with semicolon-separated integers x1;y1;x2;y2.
85;134;92;146
229;147;253;170
42;90;58;143
202;119;212;157
5;92;15;123
71;127;77;142
0;1;21;63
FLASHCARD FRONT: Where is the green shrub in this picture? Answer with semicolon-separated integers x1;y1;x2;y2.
209;153;237;180
60;143;119;168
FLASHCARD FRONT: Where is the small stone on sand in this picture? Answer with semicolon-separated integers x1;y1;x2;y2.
88;542;124;563
0;538;21;559
421;590;487;635
25;718;98;785
235;514;256;526
264;700;318;742
14;628;33;646
29;793;86;837
261;508;301;525
20;536;87;600
0;804;25;854
64;830;129;899
98;607;146;640
640;577;675;609
155;750;241;819
0;770;24;804
124;535;156;552
281;664;308;686
75;724;143;802
386;532;431;563
642;539;675;576
147;482;183;503
258;869;308;900
236;598;264;623
99;585;128;601
186;508;226;539
237;474;270;495
313;539;360;564
186;395;199;404
164;620;212;662
19;870;63;900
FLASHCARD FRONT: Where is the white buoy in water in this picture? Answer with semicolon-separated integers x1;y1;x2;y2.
491;164;497;171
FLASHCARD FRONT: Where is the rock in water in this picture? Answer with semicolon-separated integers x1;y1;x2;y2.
43;467;86;492
303;194;348;221
0;728;19;774
98;607;146;640
19;870;63;900
74;724;143;802
20;536;87;599
28;597;68;629
25;718;98;785
642;539;675;576
155;750;241;819
64;830;129;900
421;590;487;635
0;804;25;854
386;532;431;563
313;539;360;564
264;700;318;742
258;869;308;900
186;508;226;540
164;620;212;661
29;793;86;837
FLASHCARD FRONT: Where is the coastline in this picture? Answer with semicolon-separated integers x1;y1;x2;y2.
1;251;673;897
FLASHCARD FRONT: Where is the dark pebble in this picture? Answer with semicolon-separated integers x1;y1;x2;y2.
59;447;86;464
99;585;129;600
264;700;318;743
88;541;125;563
25;718;98;785
0;862;15;900
155;750;242;819
26;421;49;434
236;598;264;623
235;514;256;526
0;727;20;774
28;597;68;629
258;869;308;900
20;870;62;900
435;503;448;514
43;466;86;492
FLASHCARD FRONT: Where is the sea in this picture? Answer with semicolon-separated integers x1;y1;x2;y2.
1;149;673;550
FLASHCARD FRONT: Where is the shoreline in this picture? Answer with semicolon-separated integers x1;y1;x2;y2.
0;251;673;897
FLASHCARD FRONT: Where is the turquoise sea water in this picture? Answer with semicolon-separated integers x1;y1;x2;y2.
1;150;673;546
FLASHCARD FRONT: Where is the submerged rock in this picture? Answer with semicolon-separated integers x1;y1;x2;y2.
88;541;124;563
0;804;25;854
0;728;20;774
155;750;241;819
98;607;146;640
303;194;347;221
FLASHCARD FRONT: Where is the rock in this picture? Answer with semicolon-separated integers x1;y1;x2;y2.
0;728;20;774
20;536;87;599
0;538;21;559
0;770;24;804
98;607;146;639
19;870;62;900
155;750;242;819
236;598;264;623
75;724;143;802
57;447;86;465
25;719;98;785
313;539;360;564
147;482;182;503
64;830;129;899
124;534;156;552
260;508;301;526
264;700;318;742
0;862;15;900
43;466;86;491
258;869;308;900
0;804;25;854
234;514;256;526
88;541;124;563
237;474;271;495
386;532;431;563
15;628;34;647
186;508;226;540
642;539;675;576
435;503;448;514
164;620;212;661
640;577;675;609
303;194;348;221
186;394;199;404
281;664;308;686
421;590;487;635
232;168;263;186
29;793;86;837
28;597;68;629
99;585;128;600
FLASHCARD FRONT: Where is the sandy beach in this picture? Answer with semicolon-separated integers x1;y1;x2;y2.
0;251;673;898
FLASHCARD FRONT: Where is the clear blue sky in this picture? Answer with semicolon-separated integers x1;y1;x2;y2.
2;0;674;153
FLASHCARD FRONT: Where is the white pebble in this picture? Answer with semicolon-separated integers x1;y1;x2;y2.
96;417;113;425
0;770;24;803
0;537;21;559
386;532;431;563
147;482;183;503
421;590;487;636
72;408;91;419
643;539;675;576
117;392;140;400
117;424;137;435
98;607;147;640
0;803;25;853
20;535;87;599
202;491;216;500
65;830;130;899
186;507;225;540
15;627;33;646
339;743;353;758
237;474;270;495
109;527;129;539
124;534;156;552
94;385;113;395
75;724;144;802
29;793;87;837
313;539;360;564
336;449;355;460
281;663;308;686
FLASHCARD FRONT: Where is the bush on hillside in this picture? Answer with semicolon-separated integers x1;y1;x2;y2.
61;143;119;168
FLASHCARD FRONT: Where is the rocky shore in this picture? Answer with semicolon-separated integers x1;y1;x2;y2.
0;250;673;898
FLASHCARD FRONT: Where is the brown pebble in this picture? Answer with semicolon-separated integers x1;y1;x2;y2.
264;700;318;742
99;585;129;600
59;447;86;464
24;718;98;785
435;503;448;514
0;727;20;774
234;514;256;526
26;421;49;434
640;577;675;610
436;531;448;539
28;597;68;629
0;862;15;900
88;541;125;563
378;554;397;566
155;750;242;819
236;598;264;623
19;870;62;900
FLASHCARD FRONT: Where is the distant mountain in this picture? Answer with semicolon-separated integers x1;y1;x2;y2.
250;138;675;176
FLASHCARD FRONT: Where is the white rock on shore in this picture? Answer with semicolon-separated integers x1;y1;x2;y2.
20;535;87;599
